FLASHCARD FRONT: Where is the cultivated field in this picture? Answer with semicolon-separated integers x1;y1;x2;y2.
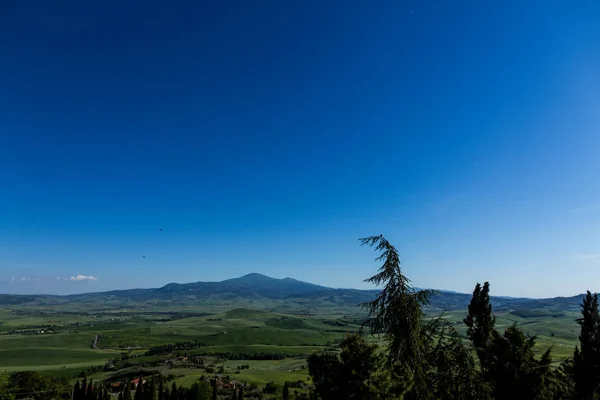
0;295;583;395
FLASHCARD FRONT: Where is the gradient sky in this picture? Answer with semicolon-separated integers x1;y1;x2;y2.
1;1;599;297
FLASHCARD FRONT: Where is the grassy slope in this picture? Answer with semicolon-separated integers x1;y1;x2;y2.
0;296;584;387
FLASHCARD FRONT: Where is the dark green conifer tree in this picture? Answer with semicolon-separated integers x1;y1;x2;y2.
74;380;82;400
573;291;600;400
308;333;405;399
82;377;88;397
211;379;217;400
151;376;158;400
464;282;495;373
170;382;177;400
87;378;94;400
134;378;144;400
123;381;133;400
358;235;435;399
282;382;289;400
158;377;164;400
486;324;552;400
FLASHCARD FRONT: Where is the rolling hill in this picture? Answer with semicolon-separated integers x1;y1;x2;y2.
0;273;586;313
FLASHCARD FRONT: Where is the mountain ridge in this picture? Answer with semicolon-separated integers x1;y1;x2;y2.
0;273;587;312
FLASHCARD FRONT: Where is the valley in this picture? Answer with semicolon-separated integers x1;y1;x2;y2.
0;273;587;396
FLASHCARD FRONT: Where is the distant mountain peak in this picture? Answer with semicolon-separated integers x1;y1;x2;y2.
227;273;275;282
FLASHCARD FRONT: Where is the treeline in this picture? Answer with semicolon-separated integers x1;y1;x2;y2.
305;235;600;400
145;342;302;360
145;341;207;356
203;352;293;361
0;371;72;400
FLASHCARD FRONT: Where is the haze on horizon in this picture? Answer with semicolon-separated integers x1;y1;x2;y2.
1;1;599;298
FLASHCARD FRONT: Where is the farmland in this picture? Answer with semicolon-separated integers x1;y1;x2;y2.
0;273;588;397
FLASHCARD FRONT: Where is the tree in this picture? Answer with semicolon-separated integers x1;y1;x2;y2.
464;282;495;373
135;378;144;400
158;377;164;400
573;291;600;399
486;324;552;400
283;382;290;400
124;381;133;400
2;371;69;400
74;380;82;400
211;379;218;400
87;378;95;400
170;382;177;400
148;376;157;400
308;333;407;399
426;320;491;400
359;235;435;399
82;376;88;397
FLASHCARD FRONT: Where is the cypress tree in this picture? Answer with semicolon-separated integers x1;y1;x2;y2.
486;324;552;400
124;381;133;400
158;377;164;400
170;382;177;400
573;291;600;399
74;380;82;400
82;377;88;397
283;382;289;400
87;378;94;400
464;282;495;373
211;379;217;400
148;376;156;400
134;378;144;400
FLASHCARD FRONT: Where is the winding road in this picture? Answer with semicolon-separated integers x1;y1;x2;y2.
91;335;99;349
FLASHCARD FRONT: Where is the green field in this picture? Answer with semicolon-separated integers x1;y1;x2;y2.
0;298;583;393
0;304;353;392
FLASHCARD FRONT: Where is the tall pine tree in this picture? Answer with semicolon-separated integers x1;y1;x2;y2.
359;235;435;399
158;377;164;400
464;282;495;373
134;378;144;400
283;382;290;400
73;380;82;400
573;291;600;400
211;378;217;400
148;376;157;400
487;324;552;400
123;381;133;400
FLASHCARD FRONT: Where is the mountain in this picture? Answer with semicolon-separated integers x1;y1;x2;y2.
0;273;587;313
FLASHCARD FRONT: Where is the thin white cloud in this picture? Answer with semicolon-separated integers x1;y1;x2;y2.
9;276;45;282
3;275;99;283
69;274;98;281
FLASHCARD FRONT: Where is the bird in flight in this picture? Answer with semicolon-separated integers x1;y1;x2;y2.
159;228;162;232
142;255;146;258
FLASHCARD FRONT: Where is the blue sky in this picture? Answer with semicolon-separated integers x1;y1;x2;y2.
1;1;599;297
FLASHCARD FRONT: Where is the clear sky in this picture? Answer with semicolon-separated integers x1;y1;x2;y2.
1;1;599;298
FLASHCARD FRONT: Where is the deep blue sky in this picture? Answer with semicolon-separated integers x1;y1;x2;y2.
1;1;599;297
